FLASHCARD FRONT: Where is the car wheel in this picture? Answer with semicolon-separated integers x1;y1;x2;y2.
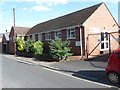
107;72;120;84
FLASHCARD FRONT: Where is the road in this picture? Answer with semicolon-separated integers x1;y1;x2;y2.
1;55;112;88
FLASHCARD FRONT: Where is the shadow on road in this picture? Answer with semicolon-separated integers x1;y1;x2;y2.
85;54;109;69
72;70;120;88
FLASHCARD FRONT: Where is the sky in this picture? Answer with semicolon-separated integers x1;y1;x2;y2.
0;0;119;33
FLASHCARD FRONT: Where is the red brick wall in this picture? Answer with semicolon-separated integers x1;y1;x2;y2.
51;31;54;40
61;29;66;41
9;41;16;54
9;27;16;54
42;33;45;41
68;27;81;55
42;27;82;55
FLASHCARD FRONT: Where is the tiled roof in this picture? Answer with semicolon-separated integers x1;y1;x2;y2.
27;3;103;34
15;26;31;35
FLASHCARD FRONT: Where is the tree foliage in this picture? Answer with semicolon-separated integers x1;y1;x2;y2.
49;40;72;60
16;39;43;55
25;40;35;53
16;37;25;51
34;41;43;55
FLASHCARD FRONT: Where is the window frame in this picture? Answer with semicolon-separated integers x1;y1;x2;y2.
45;33;51;41
55;31;62;40
67;28;76;39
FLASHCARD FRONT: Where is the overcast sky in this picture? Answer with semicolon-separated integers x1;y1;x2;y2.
0;0;119;33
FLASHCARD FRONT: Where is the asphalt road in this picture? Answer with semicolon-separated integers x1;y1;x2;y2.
1;55;112;88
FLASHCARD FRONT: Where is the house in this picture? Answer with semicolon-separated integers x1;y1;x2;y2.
25;2;119;57
2;31;10;53
0;33;3;53
9;26;31;54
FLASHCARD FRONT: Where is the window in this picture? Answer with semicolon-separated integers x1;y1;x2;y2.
100;32;109;51
45;33;51;40
55;31;61;40
67;28;76;39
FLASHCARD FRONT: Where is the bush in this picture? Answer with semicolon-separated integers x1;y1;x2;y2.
34;41;43;55
25;40;35;53
16;37;25;51
24;40;43;55
49;40;73;60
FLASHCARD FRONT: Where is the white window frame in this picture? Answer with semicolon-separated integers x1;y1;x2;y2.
67;28;76;39
45;33;51;41
38;33;42;41
100;32;109;51
55;31;62;40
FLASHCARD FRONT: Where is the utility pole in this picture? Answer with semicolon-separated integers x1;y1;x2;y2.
13;8;16;54
13;8;16;39
13;8;15;28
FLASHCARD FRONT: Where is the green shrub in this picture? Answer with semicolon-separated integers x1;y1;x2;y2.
34;41;43;55
16;38;25;51
24;40;43;55
24;40;35;53
49;40;73;60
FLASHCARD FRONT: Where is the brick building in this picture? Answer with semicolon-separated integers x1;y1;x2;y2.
2;31;10;53
8;3;119;57
25;3;119;56
9;26;31;54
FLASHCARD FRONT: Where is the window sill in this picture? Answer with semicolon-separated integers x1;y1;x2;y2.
46;39;51;41
67;38;76;40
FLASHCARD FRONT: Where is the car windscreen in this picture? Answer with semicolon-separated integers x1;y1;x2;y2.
116;52;120;59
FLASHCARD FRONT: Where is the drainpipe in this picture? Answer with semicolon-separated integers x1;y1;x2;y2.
79;26;83;56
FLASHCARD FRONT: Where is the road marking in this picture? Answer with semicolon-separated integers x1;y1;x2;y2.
16;60;32;65
43;66;116;88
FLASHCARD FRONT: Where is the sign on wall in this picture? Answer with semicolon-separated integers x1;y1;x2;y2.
90;27;100;33
76;41;81;46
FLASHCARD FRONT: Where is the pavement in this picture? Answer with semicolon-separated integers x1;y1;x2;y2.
2;54;120;88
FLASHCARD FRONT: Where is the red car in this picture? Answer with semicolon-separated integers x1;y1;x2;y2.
106;49;120;84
